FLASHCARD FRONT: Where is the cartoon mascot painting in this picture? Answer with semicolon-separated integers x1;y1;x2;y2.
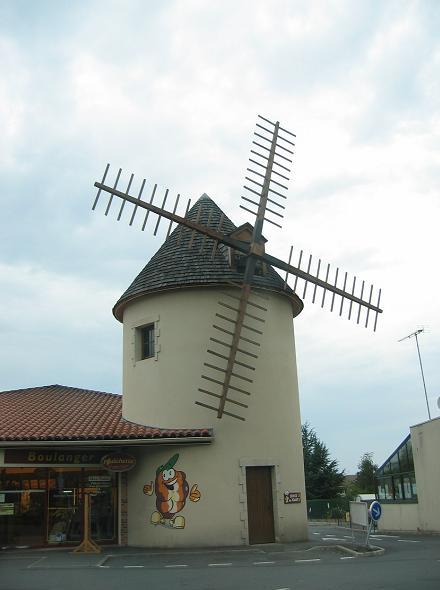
143;453;201;529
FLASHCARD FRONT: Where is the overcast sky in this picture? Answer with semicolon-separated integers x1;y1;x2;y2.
1;0;439;473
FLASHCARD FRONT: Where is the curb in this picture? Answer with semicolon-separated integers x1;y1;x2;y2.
294;544;385;557
0;542;386;559
335;544;385;557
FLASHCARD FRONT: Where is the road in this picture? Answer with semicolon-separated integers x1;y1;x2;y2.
0;525;439;590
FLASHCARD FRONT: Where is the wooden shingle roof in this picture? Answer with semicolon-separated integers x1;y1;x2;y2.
113;194;303;321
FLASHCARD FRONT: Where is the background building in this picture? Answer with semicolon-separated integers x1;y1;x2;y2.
376;416;440;533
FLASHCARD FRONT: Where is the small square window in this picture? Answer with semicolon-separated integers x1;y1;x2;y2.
140;324;155;359
231;251;265;276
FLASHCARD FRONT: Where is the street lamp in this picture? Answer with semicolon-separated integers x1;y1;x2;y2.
398;328;431;420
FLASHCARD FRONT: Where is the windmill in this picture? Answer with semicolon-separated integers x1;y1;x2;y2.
92;115;383;422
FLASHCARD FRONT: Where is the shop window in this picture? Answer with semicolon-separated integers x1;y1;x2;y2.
402;476;417;500
411;477;417;498
0;466;118;547
407;439;414;470
382;461;391;474
392;475;403;500
47;468;117;544
398;445;409;472
84;469;116;541
389;453;400;474
0;468;47;547
47;468;83;543
377;476;393;500
377;473;417;502
376;435;417;503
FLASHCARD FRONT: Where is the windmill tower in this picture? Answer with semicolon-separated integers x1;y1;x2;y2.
92;116;382;547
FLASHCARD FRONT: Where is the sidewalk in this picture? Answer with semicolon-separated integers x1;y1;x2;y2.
0;525;383;564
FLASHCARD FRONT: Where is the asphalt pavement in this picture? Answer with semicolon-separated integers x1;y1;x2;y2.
0;524;439;590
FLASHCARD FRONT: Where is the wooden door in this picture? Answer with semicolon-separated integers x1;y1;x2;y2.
246;466;275;544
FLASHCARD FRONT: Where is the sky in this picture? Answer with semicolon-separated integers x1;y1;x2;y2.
1;0;439;473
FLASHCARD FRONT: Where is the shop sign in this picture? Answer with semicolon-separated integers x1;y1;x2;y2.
88;475;112;487
284;491;301;504
0;503;15;516
100;453;136;472
4;449;107;466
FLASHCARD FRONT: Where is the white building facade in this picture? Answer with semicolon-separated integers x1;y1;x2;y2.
0;195;309;548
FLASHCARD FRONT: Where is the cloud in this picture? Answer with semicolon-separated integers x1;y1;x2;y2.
0;261;121;393
0;0;439;471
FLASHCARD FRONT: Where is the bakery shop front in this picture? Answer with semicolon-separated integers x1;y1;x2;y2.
0;385;212;550
0;449;122;547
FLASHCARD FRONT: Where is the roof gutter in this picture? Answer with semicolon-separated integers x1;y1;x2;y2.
0;436;213;448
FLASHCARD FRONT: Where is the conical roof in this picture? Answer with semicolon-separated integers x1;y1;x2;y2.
113;194;303;321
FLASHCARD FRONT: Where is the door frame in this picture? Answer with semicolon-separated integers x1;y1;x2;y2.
238;458;281;544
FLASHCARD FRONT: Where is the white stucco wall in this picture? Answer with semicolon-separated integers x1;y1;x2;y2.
377;503;420;532
411;417;440;532
121;286;308;547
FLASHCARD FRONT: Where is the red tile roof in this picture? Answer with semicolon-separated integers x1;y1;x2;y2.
0;385;212;442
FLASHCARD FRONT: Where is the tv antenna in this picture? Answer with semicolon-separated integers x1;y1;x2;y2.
398;328;431;420
91;115;383;420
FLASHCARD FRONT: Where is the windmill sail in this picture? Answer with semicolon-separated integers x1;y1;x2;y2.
240;115;295;230
199;117;297;419
91;115;383;420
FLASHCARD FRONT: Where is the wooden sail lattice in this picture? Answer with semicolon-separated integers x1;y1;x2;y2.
91;115;383;420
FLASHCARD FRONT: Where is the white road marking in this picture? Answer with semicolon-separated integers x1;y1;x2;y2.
344;535;352;538
208;563;232;567
26;557;47;569
253;561;275;565
124;565;144;568
397;539;421;543
322;538;346;541
274;587;290;590
294;559;321;563
98;565;110;568
313;532;320;535
0;554;39;561
340;556;355;560
165;564;189;568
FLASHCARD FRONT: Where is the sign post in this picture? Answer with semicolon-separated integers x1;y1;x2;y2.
366;500;382;548
73;494;101;554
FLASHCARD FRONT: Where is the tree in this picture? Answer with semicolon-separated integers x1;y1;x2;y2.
301;423;345;500
355;452;378;493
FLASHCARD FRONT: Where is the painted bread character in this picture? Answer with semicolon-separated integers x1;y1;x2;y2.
148;453;201;529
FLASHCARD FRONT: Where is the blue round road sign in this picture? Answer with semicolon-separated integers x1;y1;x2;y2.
369;500;382;521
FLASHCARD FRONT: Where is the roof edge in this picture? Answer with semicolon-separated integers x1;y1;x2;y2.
113;283;304;322
0;384;122;397
0;437;213;447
